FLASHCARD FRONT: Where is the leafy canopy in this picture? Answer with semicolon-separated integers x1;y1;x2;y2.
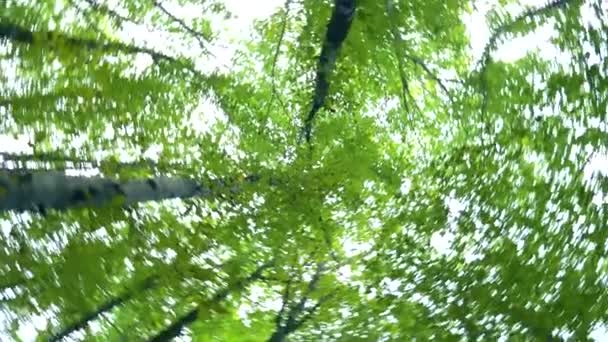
1;0;607;341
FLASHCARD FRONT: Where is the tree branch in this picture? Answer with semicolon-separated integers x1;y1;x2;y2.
48;275;158;342
0;20;205;80
479;0;574;68
152;0;212;55
404;54;454;103
79;0;135;25
386;0;410;114
293;291;335;331
274;277;292;327
386;0;455;117
263;0;291;125
477;0;575;120
267;263;325;342
147;261;273;342
0;21;173;61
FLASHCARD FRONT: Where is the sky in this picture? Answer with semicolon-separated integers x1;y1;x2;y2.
1;0;607;340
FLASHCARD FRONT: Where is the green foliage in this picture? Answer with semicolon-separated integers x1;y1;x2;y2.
1;0;608;341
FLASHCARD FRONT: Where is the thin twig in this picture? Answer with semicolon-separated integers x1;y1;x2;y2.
404;54;454;103
263;0;292;127
152;0;213;56
0;21;206;83
386;0;410;114
80;0;135;24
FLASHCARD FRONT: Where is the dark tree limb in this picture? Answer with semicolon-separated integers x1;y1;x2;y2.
0;21;174;61
301;0;356;143
293;291;335;331
267;263;327;342
48;276;159;342
0;20;205;80
147;309;199;342
147;261;273;342
289;263;324;319
274;277;292;326
404;54;454;104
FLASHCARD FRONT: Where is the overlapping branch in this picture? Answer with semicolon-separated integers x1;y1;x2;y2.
386;0;411;113
405;54;453;103
79;0;135;25
478;0;573;68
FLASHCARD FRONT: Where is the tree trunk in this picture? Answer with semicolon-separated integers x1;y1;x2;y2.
267;328;289;342
0;170;207;212
301;0;356;142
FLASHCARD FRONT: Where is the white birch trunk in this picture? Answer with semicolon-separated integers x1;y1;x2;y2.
0;170;209;212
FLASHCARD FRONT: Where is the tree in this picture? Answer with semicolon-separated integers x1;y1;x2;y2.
1;0;607;340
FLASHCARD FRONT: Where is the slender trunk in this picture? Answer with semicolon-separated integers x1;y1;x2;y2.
0;170;210;212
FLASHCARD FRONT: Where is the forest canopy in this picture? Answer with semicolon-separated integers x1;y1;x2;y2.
1;0;607;341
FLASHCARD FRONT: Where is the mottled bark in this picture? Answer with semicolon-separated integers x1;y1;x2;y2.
0;170;207;212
